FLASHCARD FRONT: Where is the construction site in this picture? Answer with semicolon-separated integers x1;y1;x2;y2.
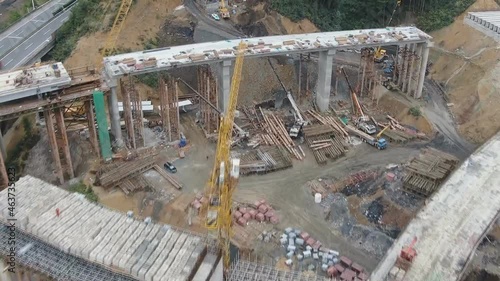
0;0;499;280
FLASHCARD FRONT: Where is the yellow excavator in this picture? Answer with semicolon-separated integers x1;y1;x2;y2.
219;0;230;19
374;0;402;63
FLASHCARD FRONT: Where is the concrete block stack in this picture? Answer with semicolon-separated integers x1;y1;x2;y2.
232;199;279;227
279;227;369;280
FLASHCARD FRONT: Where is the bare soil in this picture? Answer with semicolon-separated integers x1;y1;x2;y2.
64;0;183;69
429;0;500;144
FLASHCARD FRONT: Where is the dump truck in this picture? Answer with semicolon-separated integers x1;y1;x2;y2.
345;125;387;150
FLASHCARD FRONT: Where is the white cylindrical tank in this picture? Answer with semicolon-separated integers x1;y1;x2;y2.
314;193;322;203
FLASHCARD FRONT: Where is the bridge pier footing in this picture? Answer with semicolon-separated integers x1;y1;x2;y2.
316;49;335;112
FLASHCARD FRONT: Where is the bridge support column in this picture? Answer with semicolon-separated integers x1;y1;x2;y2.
218;60;232;114
415;42;431;99
54;107;74;179
108;85;123;147
316;49;335;112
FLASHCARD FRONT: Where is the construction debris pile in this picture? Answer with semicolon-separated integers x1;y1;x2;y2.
279;227;369;280
402;148;459;197
234;199;279;226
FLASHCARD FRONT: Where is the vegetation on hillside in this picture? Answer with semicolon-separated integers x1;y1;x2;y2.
6;117;41;178
45;0;118;62
271;0;475;32
68;181;99;202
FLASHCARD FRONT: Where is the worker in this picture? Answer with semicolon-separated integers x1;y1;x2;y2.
206;155;209;160
56;208;60;217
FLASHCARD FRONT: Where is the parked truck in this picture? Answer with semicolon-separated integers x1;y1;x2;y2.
345;125;388;150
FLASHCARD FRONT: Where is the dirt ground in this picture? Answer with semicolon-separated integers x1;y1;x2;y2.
429;0;500;144
64;0;183;69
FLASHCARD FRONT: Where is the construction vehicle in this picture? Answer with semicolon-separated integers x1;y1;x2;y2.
218;0;230;19
355;117;377;135
267;58;306;138
388;237;418;280
374;0;402;63
203;42;246;274
345;124;388;150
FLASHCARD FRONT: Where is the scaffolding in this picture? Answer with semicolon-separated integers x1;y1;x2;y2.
120;78;144;149
197;66;220;136
158;77;180;142
359;48;376;97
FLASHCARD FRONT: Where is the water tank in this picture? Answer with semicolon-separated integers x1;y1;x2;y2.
314;193;322;204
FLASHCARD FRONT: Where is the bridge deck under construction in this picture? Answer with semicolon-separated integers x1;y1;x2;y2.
0;176;218;281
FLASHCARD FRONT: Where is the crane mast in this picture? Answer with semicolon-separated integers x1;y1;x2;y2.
205;42;246;272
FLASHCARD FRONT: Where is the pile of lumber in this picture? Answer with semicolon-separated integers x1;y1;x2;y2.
96;156;156;188
120;176;151;195
372;115;426;143
240;146;292;175
403;148;459;197
307;110;348;137
303;125;347;165
259;108;303;160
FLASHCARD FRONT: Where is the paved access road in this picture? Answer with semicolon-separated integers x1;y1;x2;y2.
0;0;74;58
1;8;73;70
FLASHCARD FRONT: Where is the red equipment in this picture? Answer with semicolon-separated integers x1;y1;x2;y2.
400;237;418;262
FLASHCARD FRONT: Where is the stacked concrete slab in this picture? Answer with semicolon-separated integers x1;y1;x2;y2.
0;175;209;281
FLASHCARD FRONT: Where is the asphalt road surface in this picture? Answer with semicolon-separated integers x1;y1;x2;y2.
1;7;73;70
184;0;244;39
0;0;74;58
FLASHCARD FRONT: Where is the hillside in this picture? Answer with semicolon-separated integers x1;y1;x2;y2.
429;0;500;144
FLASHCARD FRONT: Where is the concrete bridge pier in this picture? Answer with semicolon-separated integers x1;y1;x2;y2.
217;60;232;114
415;42;431;99
107;79;124;147
316;49;336;112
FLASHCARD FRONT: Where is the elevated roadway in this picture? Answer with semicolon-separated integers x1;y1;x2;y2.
0;0;74;58
0;0;76;70
370;132;500;281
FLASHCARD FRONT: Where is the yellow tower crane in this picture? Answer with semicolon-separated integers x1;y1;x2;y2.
95;0;134;71
219;0;230;19
204;41;246;273
374;0;402;62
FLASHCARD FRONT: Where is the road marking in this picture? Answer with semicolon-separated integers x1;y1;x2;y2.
5;59;13;66
61;17;69;22
43;29;51;35
0;45;3;49
25;43;34;50
7;36;23;39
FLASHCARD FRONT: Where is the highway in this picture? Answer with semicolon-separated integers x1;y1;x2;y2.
0;3;76;70
0;0;74;58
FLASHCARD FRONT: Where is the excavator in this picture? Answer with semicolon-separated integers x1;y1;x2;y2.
219;0;230;19
203;42;246;275
374;0;402;63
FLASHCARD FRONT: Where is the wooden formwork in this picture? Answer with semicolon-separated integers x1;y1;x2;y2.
402;148;459;197
303;124;346;165
197;66;219;136
159;77;180;142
